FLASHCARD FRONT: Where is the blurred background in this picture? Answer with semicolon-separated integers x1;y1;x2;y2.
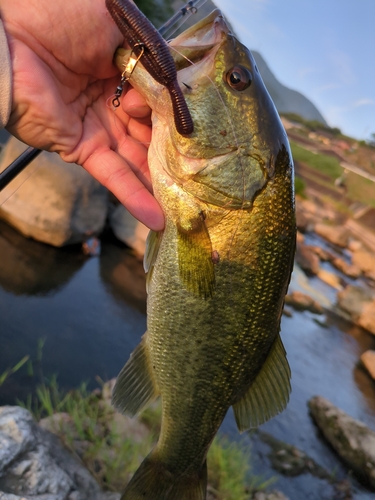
1;1;375;499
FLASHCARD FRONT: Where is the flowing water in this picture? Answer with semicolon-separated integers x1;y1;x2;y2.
0;219;374;499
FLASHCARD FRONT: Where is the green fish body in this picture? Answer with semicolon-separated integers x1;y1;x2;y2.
113;10;296;500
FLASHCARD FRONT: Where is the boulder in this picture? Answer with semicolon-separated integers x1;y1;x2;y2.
308;396;375;490
284;291;324;314
317;268;342;290
108;204;148;256
352;249;375;277
314;223;351;248
296;230;304;245
295;244;320;275
305;245;333;262
251;492;289;500
0;406;107;500
330;257;361;279
0;137;108;246
358;301;375;335
360;350;375;380
337;285;375;335
337;285;373;317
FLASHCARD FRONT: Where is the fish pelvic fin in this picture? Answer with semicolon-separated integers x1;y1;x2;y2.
112;334;159;417
233;334;291;431
121;452;207;500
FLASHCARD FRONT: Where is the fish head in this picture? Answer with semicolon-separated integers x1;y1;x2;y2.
164;9;292;208
115;10;292;209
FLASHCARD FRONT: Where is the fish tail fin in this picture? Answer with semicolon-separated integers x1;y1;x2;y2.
121;452;207;500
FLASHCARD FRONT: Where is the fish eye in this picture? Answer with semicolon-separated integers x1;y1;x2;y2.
225;66;252;91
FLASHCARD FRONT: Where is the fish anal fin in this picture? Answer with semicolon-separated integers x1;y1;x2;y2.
177;216;215;300
233;334;291;431
112;334;159;417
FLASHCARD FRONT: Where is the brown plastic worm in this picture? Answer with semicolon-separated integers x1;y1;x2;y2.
106;0;194;136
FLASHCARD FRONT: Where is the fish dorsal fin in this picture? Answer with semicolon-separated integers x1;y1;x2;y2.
177;216;215;299
112;334;159;417
233;334;291;431
144;230;162;293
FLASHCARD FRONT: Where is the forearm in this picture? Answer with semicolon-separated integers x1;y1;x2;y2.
0;19;12;129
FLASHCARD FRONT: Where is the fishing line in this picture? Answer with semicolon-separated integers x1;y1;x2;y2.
0;159;43;208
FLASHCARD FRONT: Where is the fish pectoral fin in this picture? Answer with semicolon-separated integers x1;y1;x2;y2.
177;217;215;299
144;230;163;293
233;334;291;432
112;334;159;417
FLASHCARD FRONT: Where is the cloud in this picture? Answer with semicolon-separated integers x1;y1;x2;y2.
352;98;375;108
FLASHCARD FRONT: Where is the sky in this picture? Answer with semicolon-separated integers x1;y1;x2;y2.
210;0;375;141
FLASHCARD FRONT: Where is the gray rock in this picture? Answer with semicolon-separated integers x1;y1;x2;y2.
252;491;290;500
308;396;375;490
0;137;108;247
0;406;105;500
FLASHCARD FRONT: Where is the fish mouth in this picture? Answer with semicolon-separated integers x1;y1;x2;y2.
169;9;230;69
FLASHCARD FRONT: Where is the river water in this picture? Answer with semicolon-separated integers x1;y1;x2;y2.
0;219;374;500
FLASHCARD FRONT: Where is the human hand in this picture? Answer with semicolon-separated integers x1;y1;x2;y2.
0;0;164;230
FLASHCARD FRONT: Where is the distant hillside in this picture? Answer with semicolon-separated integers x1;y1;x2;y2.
173;0;327;126
251;51;327;125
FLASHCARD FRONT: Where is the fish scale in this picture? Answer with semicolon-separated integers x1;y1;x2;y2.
112;9;295;500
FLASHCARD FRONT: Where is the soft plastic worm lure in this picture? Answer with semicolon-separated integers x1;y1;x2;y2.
106;0;194;136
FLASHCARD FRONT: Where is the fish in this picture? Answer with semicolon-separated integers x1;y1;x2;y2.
112;9;296;500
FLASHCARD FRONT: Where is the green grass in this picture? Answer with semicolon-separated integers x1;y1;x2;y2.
290;141;343;180
0;355;29;387
18;379;272;497
294;175;307;198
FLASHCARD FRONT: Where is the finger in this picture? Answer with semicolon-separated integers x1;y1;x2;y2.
121;87;151;119
82;147;164;231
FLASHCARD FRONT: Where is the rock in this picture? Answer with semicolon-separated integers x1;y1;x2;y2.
358;301;375;335
330;257;361;279
39;412;78;438
348;239;362;252
251;491;290;500
295;244;320;275
352;249;375;277
337;285;374;317
109;204;148;256
305;245;333;262
337;285;375;335
317;268;342;290
296;230;304;245
295;205;313;232
0;137;108;246
314;223;351;248
360;350;375;380
308;396;375;490
284;291;324;314
0;406;105;500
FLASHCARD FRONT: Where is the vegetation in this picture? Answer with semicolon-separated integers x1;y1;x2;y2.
0;355;29;387
281;112;343;137
18;378;270;498
290;141;343;180
134;0;173;27
294;175;306;198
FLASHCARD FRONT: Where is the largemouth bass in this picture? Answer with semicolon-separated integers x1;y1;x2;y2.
113;9;296;500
